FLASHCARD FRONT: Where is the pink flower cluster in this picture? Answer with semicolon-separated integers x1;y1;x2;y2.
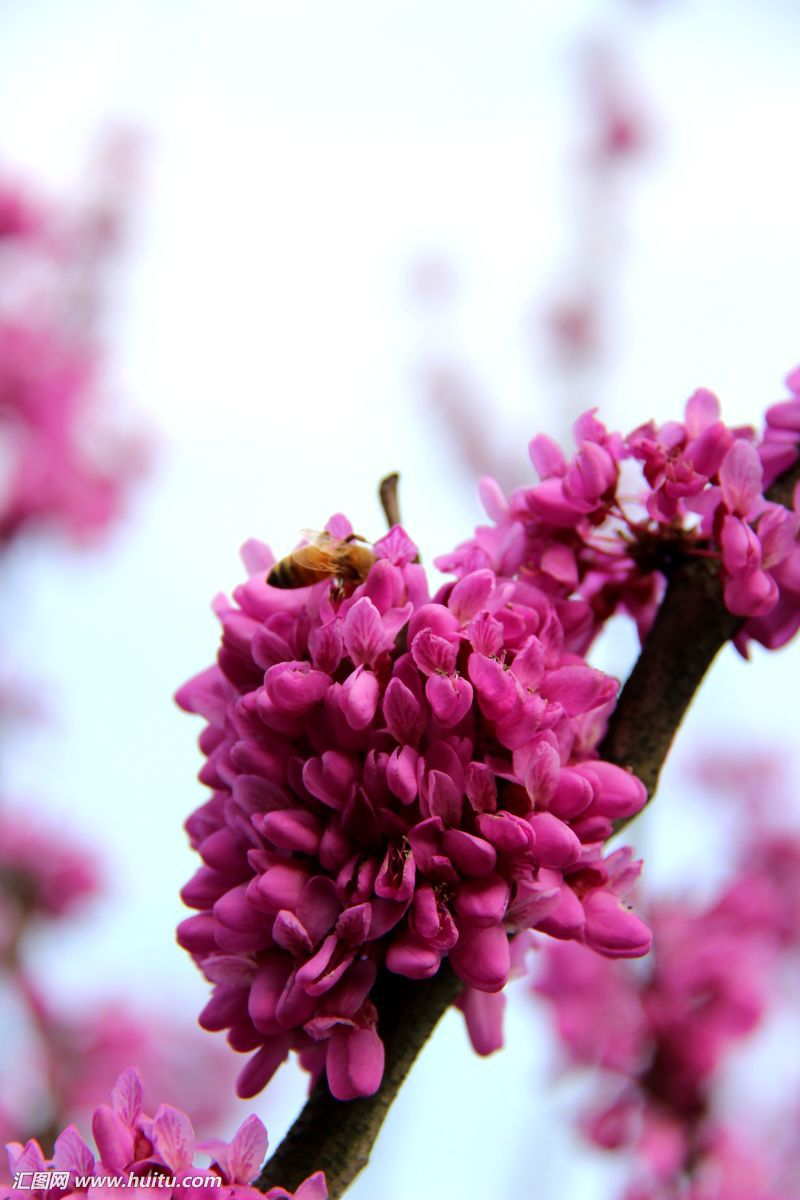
0;809;98;951
0;159;145;548
0;320;138;546
1;1069;325;1200
439;373;800;652
535;851;797;1198
177;518;650;1101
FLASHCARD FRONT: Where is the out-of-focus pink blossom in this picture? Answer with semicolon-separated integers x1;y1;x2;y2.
0;1069;326;1200
0;808;99;951
536;779;800;1200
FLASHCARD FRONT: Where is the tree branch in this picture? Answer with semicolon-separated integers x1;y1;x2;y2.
259;453;800;1198
257;964;462;1197
601;456;800;818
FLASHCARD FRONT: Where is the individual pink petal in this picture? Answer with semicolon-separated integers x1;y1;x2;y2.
450;924;511;992
258;809;322;856
111;1067;144;1125
53;1125;95;1176
539;664;617;716
152;1105;195;1174
468;653;517;720
719;439;763;517
410;629;457;675
757;506;799;569
383;677;424;743
342;597;389;666
236;1038;291;1098
425;673;473;726
386;931;443;978
326;1026;384;1100
766;397;800;430
475;811;533;854
455;875;511;926
341;667;379;730
372;525;418;566
684;386;721;436
724;569;778;617
465;761;497;813
581;889;652;958
407;602;461;644
563;442;617;505
549;768;594;819
523;740;560;807
686;420;733;478
528;433;566;479
264;662;330;713
92;1106;134;1171
302;750;358;809
448;569;496;623
540;543;579;586
228;1114;269;1184
721;514;761;576
528;812;581;868
575;761;647;818
458;986;506;1055
308;621;344;674
386;745;419;804
524;478;584;526
442;829;497;877
467;611;504;657
535;884;586;940
478;475;509;521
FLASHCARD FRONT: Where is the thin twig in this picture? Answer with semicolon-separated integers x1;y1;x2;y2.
378;473;401;529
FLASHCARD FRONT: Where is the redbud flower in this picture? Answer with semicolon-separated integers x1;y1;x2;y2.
1;1069;325;1200
177;517;649;1101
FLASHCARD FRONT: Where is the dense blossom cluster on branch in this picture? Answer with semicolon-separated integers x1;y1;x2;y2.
177;517;652;1101
174;372;800;1188
439;373;800;651
2;1070;326;1200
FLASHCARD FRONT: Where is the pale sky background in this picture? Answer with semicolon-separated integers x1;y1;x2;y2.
1;1;800;1197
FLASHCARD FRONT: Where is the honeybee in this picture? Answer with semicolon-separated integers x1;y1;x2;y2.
267;530;376;589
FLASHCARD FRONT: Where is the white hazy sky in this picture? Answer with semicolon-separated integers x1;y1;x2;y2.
1;2;800;1197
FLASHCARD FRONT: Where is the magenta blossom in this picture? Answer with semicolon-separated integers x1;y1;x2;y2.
0;807;98;945
536;870;784;1195
438;372;800;653
1;1069;325;1200
177;515;649;1101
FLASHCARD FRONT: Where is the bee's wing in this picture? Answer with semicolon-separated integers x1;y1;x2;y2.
299;529;335;548
292;531;338;572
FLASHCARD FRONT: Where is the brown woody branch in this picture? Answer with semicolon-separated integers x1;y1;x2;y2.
602;456;800;815
259;454;800;1199
256;965;462;1196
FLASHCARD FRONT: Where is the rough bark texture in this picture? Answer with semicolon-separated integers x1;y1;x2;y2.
599;554;740;802
601;457;800;816
256;965;462;1196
